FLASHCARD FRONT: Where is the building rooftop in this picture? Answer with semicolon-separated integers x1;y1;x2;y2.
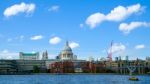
21;52;39;56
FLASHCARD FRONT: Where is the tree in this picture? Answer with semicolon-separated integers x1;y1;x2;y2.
33;65;40;73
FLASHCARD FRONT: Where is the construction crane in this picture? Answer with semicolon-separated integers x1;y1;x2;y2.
107;41;113;62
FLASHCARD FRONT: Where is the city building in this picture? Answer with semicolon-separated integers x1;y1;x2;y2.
19;52;39;60
1;42;150;74
0;60;18;74
16;60;46;73
50;61;74;73
146;57;150;61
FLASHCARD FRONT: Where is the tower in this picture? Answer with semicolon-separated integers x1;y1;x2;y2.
42;50;48;60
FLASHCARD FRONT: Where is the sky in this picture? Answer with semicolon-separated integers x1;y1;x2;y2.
0;0;150;60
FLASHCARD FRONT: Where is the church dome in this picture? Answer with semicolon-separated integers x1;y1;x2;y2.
59;41;75;60
63;45;72;52
62;41;72;52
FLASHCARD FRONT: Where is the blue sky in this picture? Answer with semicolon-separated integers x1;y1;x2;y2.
0;0;150;60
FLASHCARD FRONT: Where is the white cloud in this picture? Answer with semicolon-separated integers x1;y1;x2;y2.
85;4;143;28
30;35;43;40
0;50;18;59
86;13;105;28
108;43;126;54
119;22;150;34
135;44;145;49
4;2;35;17
49;36;61;45
48;5;59;12
106;4;142;21
69;42;80;49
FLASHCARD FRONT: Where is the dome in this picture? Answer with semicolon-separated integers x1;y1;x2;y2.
62;41;72;52
63;46;72;52
59;41;74;60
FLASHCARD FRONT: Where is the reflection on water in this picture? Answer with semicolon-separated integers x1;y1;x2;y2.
0;74;150;84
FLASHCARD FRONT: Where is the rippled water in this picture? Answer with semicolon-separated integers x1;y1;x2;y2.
0;74;150;84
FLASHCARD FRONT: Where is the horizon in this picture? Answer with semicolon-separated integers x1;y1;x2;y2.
0;0;150;60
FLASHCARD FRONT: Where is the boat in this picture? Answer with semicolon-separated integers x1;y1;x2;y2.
129;77;139;81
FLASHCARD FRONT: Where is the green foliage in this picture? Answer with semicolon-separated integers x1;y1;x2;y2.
33;65;40;73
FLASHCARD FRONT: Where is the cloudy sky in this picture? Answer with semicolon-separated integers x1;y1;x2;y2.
0;0;150;60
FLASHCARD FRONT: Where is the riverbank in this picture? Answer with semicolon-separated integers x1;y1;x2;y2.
1;73;149;75
32;73;150;76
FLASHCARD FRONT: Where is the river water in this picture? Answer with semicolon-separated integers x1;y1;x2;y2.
0;74;149;84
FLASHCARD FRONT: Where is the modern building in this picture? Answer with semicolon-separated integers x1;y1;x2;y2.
19;52;39;60
0;60;18;74
16;60;46;73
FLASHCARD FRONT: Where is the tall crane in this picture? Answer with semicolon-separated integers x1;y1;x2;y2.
107;41;113;62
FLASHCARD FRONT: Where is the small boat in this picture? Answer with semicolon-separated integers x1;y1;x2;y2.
129;77;139;81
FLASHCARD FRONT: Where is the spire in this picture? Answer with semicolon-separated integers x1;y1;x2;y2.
45;50;48;57
42;50;48;60
62;40;72;52
66;41;69;46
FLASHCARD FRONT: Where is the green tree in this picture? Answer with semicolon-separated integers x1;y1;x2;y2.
33;65;40;73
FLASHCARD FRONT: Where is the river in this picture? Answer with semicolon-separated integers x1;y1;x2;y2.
0;74;149;84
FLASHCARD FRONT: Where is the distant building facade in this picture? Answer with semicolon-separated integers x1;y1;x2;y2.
19;52;39;60
1;41;150;74
0;60;18;74
16;60;46;73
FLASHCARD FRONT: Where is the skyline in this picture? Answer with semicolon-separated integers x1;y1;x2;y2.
0;0;150;60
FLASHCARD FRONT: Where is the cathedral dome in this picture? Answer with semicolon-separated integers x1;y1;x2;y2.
59;41;74;60
62;45;72;52
62;41;72;52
